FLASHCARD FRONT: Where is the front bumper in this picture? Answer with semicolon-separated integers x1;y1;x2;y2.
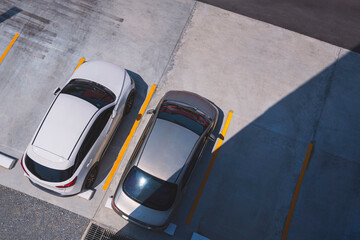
111;198;167;231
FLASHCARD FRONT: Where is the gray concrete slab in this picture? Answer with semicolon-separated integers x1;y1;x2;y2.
285;49;360;240
153;3;339;142
1;1;360;240
315;49;360;162
124;3;357;240
0;0;195;153
0;0;195;220
287;149;360;240
199;0;360;53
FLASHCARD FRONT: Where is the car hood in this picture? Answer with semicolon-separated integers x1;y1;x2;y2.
70;60;127;99
113;187;174;227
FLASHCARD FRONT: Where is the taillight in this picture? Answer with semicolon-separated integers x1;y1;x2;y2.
20;155;28;175
56;177;77;188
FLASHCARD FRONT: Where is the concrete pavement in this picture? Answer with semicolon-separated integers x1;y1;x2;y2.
1;1;360;240
200;0;360;53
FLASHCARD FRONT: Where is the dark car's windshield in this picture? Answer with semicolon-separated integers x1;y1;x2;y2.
61;79;115;109
158;103;209;135
123;167;178;211
25;154;75;182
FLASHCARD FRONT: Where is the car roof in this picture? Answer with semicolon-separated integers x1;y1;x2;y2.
137;118;199;183
33;93;98;160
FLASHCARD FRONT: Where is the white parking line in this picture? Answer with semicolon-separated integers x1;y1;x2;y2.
77;189;95;201
191;232;210;240
0;152;16;169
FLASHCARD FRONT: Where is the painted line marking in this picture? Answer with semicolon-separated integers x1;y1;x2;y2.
0;33;19;65
102;84;157;190
74;57;85;72
186;110;234;225
281;142;314;240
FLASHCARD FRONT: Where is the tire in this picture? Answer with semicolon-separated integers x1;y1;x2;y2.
124;90;135;115
83;164;99;189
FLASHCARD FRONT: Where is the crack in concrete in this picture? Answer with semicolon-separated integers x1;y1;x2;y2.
155;1;198;86
310;47;342;142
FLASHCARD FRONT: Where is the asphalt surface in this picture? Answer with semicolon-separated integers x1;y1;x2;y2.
200;0;360;53
0;185;89;240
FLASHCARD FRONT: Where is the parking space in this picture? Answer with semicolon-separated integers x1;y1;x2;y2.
1;1;360;240
101;3;357;240
0;0;194;218
287;50;360;240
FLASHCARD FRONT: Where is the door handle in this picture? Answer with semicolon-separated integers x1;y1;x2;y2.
87;159;93;168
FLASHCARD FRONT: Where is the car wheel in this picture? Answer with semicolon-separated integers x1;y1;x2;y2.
84;164;99;189
124;90;135;115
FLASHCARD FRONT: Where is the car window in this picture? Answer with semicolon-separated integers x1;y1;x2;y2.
158;104;209;135
61;79;115;109
25;154;75;182
181;157;196;190
123;167;178;211
180;138;205;189
75;106;114;168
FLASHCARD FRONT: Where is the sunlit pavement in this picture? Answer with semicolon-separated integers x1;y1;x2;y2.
0;1;359;240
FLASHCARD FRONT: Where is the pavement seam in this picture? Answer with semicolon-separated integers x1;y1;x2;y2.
89;2;197;225
227;114;315;148
250;122;311;146
154;1;197;86
310;47;342;142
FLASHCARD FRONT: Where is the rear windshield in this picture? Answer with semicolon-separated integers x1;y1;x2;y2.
25;154;74;182
123;167;177;211
61;79;115;109
158;104;209;135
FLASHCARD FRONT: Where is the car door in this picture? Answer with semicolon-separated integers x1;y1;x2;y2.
180;137;207;192
102;92;127;143
76;105;115;171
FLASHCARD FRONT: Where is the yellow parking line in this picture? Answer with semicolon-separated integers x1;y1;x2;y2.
186;110;234;225
281;142;313;240
74;57;85;72
0;33;19;65
102;84;157;190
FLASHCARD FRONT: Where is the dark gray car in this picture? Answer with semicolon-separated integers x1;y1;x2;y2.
112;91;218;230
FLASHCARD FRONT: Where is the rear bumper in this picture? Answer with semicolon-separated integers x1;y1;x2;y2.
27;178;79;197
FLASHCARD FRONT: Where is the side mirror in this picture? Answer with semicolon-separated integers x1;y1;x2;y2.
209;133;216;142
111;110;117;119
53;87;61;96
146;109;155;115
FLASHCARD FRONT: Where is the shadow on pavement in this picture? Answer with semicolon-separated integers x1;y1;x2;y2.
0;7;22;24
199;0;360;54
193;48;360;240
108;49;359;240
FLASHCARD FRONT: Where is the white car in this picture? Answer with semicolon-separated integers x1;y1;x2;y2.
21;60;135;196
